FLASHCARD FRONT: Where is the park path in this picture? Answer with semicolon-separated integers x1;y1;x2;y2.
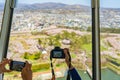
106;37;120;50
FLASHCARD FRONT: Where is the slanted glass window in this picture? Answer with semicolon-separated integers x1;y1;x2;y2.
0;0;5;35
100;0;120;80
4;0;92;80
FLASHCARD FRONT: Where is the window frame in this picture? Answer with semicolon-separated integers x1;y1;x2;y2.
0;0;101;80
92;0;101;80
0;0;16;79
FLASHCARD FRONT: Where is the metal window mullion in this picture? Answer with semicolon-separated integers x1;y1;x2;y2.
0;0;16;79
92;0;101;80
0;0;14;61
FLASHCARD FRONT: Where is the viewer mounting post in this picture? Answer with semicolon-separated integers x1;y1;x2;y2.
0;0;17;79
92;0;101;80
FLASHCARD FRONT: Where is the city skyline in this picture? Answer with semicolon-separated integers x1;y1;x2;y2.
1;0;120;8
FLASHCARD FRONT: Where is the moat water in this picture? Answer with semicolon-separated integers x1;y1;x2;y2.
57;68;120;80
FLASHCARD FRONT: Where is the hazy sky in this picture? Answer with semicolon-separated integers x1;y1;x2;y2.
1;0;120;8
19;0;91;5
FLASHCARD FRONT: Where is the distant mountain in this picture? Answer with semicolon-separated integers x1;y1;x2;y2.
0;2;93;12
13;2;89;11
1;2;120;12
31;2;67;9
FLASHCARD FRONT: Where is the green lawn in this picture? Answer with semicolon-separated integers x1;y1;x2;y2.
82;43;108;52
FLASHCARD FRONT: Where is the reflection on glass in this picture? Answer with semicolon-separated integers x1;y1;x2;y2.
5;0;92;80
0;0;5;35
100;0;120;80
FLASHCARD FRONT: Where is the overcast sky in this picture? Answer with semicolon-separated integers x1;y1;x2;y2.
1;0;120;8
